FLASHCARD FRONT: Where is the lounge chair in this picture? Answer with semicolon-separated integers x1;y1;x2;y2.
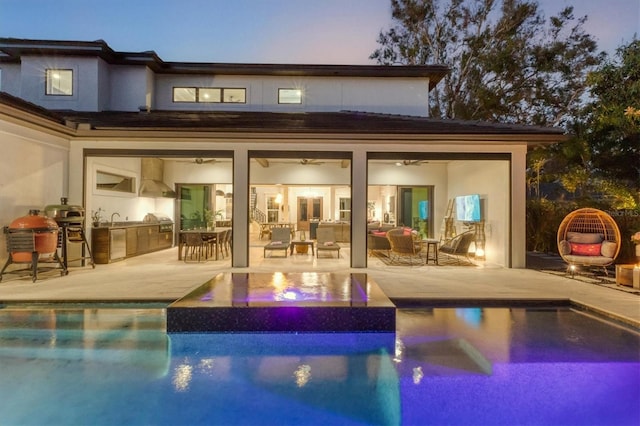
438;231;475;264
386;228;422;265
316;227;341;258
263;227;291;257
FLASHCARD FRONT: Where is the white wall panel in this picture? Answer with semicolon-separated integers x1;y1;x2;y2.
0;118;69;260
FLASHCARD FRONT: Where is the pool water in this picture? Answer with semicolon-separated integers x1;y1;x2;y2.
0;306;638;425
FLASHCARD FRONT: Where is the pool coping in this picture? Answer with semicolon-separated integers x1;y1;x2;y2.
2;297;638;330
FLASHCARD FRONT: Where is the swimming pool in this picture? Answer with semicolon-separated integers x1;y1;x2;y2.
0;306;638;425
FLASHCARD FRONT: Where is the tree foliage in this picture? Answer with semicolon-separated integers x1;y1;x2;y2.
585;40;640;191
371;0;602;127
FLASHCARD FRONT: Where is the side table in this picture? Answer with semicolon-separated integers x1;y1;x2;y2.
290;240;315;255
615;264;640;288
422;239;439;265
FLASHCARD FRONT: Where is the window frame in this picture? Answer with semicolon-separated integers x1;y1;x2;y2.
278;88;302;104
339;197;351;222
172;87;197;103
199;87;222;103
221;88;246;103
45;69;73;96
266;195;280;223
172;87;246;104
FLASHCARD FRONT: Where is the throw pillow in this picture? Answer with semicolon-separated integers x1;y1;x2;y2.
600;241;617;258
567;232;604;244
570;243;602;256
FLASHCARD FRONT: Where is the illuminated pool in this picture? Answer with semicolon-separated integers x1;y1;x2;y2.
0;305;638;425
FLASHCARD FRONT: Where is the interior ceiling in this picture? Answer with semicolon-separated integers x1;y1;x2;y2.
164;157;448;167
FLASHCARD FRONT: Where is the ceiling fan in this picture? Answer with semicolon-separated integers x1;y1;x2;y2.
396;160;428;166
300;159;324;166
177;158;217;165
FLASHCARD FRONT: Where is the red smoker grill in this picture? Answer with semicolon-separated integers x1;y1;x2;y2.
1;209;67;282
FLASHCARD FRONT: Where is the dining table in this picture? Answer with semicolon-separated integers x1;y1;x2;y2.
178;227;231;261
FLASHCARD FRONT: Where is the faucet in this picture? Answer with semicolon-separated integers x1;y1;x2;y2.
110;212;120;226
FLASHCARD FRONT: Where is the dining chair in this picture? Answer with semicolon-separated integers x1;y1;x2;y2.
182;232;206;262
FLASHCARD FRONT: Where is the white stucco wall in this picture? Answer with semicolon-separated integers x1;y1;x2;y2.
153;74;430;115
97;59;110;111
447;160;510;267
19;56;104;111
0;63;22;96
109;65;153;111
0;118;70;261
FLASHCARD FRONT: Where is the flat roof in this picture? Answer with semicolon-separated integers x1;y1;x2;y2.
0;37;449;88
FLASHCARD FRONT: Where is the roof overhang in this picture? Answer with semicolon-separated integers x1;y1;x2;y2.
0;93;567;147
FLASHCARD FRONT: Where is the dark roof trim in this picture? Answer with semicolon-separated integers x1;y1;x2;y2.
0;93;565;145
0;38;449;86
0;91;66;124
58;110;566;138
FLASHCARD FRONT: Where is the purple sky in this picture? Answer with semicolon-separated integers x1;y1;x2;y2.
0;0;637;64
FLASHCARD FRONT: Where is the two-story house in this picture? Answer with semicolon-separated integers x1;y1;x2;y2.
0;38;565;269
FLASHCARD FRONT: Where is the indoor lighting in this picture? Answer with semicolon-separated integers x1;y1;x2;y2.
275;193;283;204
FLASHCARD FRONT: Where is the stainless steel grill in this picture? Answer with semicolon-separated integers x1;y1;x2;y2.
143;213;174;233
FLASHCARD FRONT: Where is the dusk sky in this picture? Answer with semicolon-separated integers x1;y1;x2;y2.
0;0;637;64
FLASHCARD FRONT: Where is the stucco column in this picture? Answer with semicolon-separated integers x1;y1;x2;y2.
232;147;249;267
351;150;367;268
511;147;527;268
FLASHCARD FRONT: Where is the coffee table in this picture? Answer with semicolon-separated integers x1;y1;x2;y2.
290;240;315;255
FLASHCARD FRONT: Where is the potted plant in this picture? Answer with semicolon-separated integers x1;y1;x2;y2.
204;209;224;230
91;208;104;227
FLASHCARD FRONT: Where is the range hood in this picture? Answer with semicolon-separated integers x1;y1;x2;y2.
139;158;177;198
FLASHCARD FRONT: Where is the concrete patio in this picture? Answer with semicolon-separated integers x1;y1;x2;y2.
0;246;638;328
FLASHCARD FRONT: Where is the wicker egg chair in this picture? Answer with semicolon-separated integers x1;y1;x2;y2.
557;208;621;275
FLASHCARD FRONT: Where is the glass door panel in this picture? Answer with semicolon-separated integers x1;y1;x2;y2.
397;186;433;238
297;197;323;231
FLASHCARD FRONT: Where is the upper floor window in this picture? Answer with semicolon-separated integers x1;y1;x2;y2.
173;87;246;103
199;88;221;103
173;87;196;102
222;88;245;103
278;88;302;104
45;69;73;96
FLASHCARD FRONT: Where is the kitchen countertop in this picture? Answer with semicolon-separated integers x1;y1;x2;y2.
93;221;157;229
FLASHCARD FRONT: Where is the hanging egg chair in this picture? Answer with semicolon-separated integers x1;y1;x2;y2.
557;208;621;275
